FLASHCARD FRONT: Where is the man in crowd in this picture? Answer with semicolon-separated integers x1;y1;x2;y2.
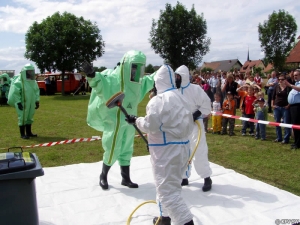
285;69;300;150
44;75;52;95
265;71;278;113
209;72;218;94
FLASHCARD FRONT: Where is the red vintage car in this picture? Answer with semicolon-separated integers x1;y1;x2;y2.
36;72;83;95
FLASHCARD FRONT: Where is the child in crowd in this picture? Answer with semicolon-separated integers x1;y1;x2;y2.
253;91;266;128
248;76;256;85
240;86;256;136
256;91;265;104
253;84;261;98
237;85;249;108
221;91;236;136
237;84;249;127
253;98;268;140
212;92;222;134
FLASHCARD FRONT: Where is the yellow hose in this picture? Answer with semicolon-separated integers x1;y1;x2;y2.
126;120;202;224
188;120;202;164
126;200;158;225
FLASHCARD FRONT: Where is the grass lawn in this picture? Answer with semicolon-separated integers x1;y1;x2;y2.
0;93;299;196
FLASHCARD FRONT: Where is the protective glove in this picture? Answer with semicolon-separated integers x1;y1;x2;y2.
35;102;40;109
81;61;95;78
17;102;23;110
192;110;202;121
125;115;137;124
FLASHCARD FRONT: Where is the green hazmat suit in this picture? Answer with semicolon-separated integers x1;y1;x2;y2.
87;50;155;167
0;73;11;99
8;64;40;126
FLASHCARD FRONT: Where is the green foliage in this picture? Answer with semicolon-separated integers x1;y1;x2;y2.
261;57;269;67
94;66;107;72
25;11;105;94
149;2;211;70
145;64;155;73
253;66;264;77
258;10;297;71
201;67;213;73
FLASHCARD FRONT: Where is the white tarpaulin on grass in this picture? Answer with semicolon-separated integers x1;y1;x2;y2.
36;155;300;225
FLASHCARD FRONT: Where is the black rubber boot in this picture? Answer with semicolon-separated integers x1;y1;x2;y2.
153;216;171;225
202;177;212;192
184;220;194;225
19;125;29;139
26;124;37;137
120;166;138;188
181;178;189;186
99;163;111;190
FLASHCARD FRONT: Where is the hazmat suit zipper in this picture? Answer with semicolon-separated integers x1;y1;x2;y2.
108;108;121;164
108;60;125;164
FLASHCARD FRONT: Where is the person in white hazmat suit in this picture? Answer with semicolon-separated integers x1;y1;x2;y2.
175;65;213;192
126;64;195;225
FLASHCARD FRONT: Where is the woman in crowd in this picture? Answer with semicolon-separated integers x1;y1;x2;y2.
264;73;271;95
254;73;262;87
235;74;243;86
287;70;296;85
265;71;278;113
222;72;239;114
271;74;292;144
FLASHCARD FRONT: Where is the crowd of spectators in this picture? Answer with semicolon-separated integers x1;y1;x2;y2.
190;69;300;150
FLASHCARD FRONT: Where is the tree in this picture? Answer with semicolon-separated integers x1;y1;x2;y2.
93;66;107;72
258;10;297;72
201;67;213;73
253;66;264;77
145;64;155;73
25;11;105;95
149;2;210;70
261;57;269;68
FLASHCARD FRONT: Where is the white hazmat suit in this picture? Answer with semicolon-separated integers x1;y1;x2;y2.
175;65;212;187
136;65;194;225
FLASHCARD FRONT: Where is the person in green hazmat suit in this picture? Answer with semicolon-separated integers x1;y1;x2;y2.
0;73;11;104
8;64;40;139
83;50;155;190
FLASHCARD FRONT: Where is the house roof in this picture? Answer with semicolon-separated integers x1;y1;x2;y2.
202;59;242;72
264;63;273;73
286;39;300;63
240;60;265;73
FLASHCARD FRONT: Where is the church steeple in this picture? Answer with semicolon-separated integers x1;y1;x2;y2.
247;47;250;61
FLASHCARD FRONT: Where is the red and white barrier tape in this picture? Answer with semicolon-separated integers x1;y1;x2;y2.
0;134;148;150
24;137;102;149
212;112;300;130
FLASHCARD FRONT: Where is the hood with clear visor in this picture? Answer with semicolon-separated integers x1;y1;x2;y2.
118;50;146;85
175;65;190;87
0;73;11;84
20;63;36;81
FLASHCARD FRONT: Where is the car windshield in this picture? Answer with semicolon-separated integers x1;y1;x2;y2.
74;74;81;81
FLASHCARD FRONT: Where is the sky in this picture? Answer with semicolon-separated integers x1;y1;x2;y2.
0;0;300;75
